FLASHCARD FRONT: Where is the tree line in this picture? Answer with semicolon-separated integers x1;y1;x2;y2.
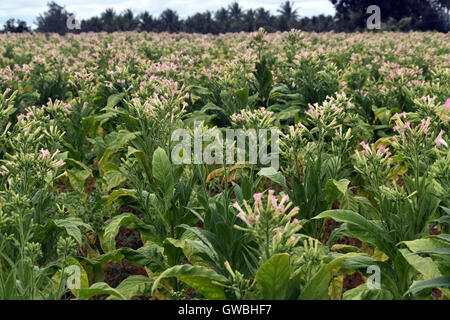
2;1;449;34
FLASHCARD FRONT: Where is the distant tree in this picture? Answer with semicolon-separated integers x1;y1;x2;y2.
2;19;31;33
35;1;73;34
242;9;256;32
277;1;298;31
255;8;276;31
8;0;448;35
117;9;138;31
159;9;181;33
184;11;216;34
81;16;103;33
138;12;157;32
214;8;230;33
101;8;118;33
330;0;449;31
228;2;244;32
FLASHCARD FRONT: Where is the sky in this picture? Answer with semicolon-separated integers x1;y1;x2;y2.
0;0;336;27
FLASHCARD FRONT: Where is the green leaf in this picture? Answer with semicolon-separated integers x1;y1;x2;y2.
256;254;290;300
53;217;93;245
343;284;393;300
400;238;449;253
299;253;360;300
101;213;141;252
405;276;450;297
106;93;125;108
258;168;288;190
399;248;450;298
109;275;154;300
152;147;174;197
107;188;136;204
77;282;126;300
314;210;396;259
324;179;350;204
127;146;152;183
152;265;228;300
235;88;249;109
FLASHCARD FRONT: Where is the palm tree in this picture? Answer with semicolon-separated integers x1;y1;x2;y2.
159;9;181;33
277;1;298;31
214;8;230;33
255;7;275;31
119;9;138;31
101;8;117;33
228;2;243;32
139;12;156;32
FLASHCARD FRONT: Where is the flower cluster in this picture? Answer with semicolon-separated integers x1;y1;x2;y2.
231;107;275;131
232;191;302;261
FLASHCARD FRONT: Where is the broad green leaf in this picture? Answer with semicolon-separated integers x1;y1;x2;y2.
107;188;136;204
399;248;450;297
314;210;396;259
235;88;249;109
405;276;450;297
54;217;93;245
152;147;174;197
152;265;228;300
299;253;360;300
108;275;153;300
106;93;125;108
400;238;449;253
256;254;290;300
77;282;126;300
258;168;288;190
127;146;152;183
324;179;350;203
328;275;344;300
343;284;394;300
101;213;141;252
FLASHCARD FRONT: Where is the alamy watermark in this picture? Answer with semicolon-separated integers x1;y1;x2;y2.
367;5;381;30
171;121;280;171
366;265;381;289
65;265;81;290
66;14;81;30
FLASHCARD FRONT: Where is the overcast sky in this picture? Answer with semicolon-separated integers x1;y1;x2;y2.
0;1;335;27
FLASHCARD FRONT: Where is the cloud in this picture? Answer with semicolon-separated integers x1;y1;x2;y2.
0;0;335;26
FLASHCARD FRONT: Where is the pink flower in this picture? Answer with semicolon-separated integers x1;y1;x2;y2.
38;148;50;159
253;193;263;202
445;98;450;111
361;150;367;155
435;130;446;148
255;215;260;222
236;212;245;220
247;215;254;223
55;159;64;167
